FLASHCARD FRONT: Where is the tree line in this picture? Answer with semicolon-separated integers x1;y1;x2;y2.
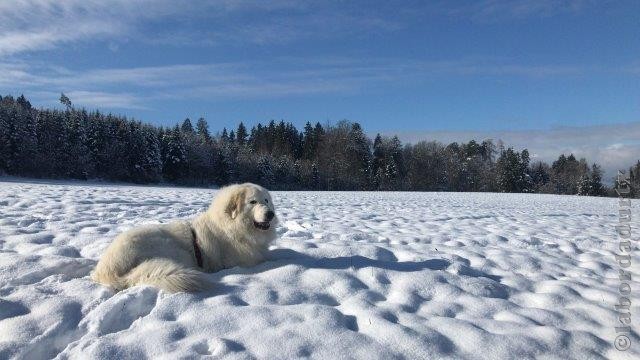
1;94;639;197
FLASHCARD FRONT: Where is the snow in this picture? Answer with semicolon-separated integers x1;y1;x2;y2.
0;179;638;359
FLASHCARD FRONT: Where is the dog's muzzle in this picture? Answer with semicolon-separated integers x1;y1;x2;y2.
254;210;274;230
253;221;271;230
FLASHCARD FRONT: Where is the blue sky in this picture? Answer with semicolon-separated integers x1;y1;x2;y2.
1;0;639;177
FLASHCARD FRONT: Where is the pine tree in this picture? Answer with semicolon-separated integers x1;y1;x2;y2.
35;109;68;177
346;122;372;190
250;123;266;152
577;174;591;196
443;142;464;191
257;156;274;187
59;93;72;109
314;122;325;146
372;134;384;189
519;149;532;192
292;160;302;188
196;117;210;142
144;125;163;182
302;122;315;160
0;97;10;173
496;147;530;193
0;96;18;173
551;153;586;195
63;109;92;179
480;140;496;162
267;120;276;151
237;122;247;146
16;95;31;110
387;136;405;190
163;125;187;181
273;121;287;156
274;156;293;189
126;123;162;183
589;164;604;196
311;162;320;190
181;118;194;133
213;147;230;185
11;97;38;174
530;161;550;191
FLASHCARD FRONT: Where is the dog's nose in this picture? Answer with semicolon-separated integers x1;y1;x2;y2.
266;210;275;221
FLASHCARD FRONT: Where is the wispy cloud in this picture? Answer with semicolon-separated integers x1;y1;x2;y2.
0;57;598;109
391;121;640;182
623;63;640;75
0;0;402;57
0;1;620;57
443;0;602;22
0;0;140;56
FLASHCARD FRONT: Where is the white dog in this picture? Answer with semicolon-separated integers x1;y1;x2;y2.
91;183;278;292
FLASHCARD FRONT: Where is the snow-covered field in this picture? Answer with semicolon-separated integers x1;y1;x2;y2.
0;179;638;359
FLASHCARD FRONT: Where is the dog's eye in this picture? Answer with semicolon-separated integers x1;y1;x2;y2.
265;199;268;203
249;200;257;204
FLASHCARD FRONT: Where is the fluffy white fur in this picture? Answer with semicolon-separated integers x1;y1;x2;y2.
91;183;278;292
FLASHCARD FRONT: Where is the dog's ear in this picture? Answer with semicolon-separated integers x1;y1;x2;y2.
225;187;246;219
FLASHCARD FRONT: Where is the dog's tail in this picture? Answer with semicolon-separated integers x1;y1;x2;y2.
92;259;208;293
124;259;208;292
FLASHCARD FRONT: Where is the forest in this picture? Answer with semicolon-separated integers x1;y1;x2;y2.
1;93;639;197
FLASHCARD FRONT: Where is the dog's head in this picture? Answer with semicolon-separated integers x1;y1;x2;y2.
211;183;278;236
